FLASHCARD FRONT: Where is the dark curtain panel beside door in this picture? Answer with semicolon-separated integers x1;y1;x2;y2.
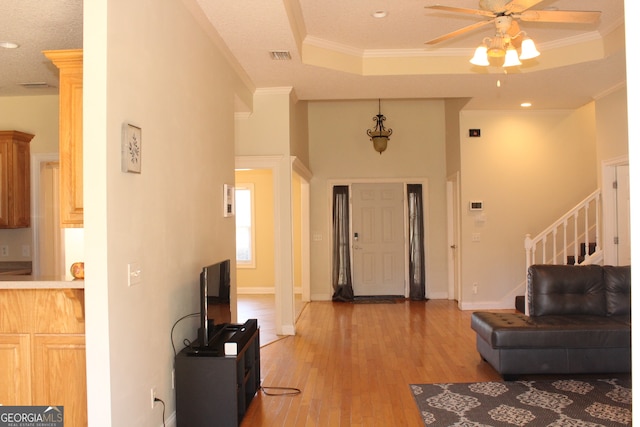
408;184;426;300
331;185;354;301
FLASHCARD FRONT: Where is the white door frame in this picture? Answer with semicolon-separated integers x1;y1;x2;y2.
31;152;61;277
235;155;311;335
446;172;461;306
327;177;429;299
602;155;629;265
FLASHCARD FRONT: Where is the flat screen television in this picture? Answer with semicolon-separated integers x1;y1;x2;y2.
199;259;232;348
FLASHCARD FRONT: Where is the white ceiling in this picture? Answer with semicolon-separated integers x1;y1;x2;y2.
0;0;626;110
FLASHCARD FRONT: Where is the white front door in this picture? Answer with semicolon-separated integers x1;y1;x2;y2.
351;183;405;296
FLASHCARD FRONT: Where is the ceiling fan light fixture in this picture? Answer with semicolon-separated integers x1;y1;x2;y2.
470;45;490;66
486;36;506;58
502;46;522;67
519;37;540;60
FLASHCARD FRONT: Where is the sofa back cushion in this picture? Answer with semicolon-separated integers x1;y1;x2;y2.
528;264;605;317
603;265;631;316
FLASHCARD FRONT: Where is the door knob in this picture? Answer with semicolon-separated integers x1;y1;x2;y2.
450;244;457;249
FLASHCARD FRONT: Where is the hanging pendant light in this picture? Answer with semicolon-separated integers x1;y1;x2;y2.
366;99;393;154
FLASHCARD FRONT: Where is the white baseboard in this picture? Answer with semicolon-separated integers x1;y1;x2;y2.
280;324;295;335
427;291;448;300
458;300;516;311
237;287;302;295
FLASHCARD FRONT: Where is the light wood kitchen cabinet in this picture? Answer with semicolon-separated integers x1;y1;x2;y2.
0;130;33;228
43;49;83;228
0;288;86;427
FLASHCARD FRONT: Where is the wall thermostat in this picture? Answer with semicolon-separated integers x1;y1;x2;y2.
469;201;483;211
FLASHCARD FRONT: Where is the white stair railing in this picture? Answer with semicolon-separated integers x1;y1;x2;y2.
524;189;601;271
522;190;602;315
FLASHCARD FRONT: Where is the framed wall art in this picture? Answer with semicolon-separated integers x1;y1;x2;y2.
122;123;142;173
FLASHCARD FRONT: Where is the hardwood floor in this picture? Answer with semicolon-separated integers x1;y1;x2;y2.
239;299;507;427
238;294;306;345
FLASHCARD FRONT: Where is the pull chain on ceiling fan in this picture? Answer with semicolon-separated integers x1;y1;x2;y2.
424;0;601;67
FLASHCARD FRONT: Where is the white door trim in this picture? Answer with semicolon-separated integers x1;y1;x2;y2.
602;155;629;265
31;152;60;277
446;172;461;306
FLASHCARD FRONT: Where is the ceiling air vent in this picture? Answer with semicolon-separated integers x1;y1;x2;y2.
19;82;53;89
269;51;291;60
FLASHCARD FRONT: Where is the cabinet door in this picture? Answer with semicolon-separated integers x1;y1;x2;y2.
0;138;9;227
10;139;31;227
44;49;83;228
32;334;87;427
0;131;33;228
0;333;32;404
59;62;83;227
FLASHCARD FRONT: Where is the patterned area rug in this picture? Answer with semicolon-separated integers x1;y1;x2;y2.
410;378;631;426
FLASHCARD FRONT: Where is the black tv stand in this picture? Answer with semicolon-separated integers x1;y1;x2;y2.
175;319;260;426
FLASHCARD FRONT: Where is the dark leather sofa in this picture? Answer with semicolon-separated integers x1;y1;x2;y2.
471;264;631;379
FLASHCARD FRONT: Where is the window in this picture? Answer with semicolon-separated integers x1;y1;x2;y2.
235;184;255;268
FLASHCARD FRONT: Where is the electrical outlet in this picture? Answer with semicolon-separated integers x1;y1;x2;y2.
150;387;157;409
473;282;478;294
0;245;8;257
22;245;30;257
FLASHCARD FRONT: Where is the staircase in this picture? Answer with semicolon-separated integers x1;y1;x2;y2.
518;189;603;314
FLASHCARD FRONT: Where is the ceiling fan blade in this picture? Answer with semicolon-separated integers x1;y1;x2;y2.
425;5;495;18
505;0;544;13
424;20;494;45
518;9;601;24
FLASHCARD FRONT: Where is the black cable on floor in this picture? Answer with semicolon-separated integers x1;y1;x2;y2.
260;385;302;396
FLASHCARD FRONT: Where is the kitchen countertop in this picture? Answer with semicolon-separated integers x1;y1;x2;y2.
0;261;83;289
0;275;84;289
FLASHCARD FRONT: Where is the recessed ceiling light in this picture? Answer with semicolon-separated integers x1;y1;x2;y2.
372;10;387;18
0;41;19;49
521;102;532;108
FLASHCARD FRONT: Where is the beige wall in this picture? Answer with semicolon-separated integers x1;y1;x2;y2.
0;95;59;153
308;99;448;300
444;98;469;177
83;0;249;425
235;169;275;290
595;86;629;178
235;88;291;156
289;92;310;167
459;104;598;307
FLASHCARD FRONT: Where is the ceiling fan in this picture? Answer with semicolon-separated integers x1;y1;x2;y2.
424;0;601;66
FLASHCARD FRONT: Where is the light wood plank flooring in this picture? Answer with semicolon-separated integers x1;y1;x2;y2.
239;299;508;427
238;294;306;345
